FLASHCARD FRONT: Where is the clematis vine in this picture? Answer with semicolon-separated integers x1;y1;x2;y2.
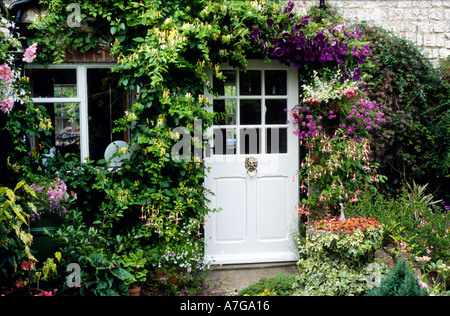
250;1;370;70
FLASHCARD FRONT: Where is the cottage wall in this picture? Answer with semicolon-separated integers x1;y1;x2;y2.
293;0;450;61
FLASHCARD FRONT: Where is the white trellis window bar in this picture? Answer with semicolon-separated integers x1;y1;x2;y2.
26;64;132;163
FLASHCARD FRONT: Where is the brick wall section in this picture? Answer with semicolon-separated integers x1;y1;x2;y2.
293;0;450;61
63;47;116;63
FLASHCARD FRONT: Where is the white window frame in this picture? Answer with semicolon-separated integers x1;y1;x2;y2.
27;63;117;162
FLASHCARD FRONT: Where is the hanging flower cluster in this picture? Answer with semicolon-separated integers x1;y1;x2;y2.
29;176;76;221
289;70;385;142
299;129;385;209
250;2;371;71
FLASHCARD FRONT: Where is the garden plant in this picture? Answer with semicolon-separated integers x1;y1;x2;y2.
0;0;449;296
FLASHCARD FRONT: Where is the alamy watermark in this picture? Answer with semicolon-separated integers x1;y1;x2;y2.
66;263;81;288
66;3;81;28
170;119;285;167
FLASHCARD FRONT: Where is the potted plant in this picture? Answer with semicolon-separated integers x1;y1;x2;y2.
119;249;148;296
3;253;60;296
27;176;76;261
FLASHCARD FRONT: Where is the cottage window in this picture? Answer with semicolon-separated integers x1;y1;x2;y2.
26;64;131;162
210;67;289;156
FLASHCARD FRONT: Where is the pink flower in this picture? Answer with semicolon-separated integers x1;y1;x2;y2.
23;43;38;63
1;96;14;113
0;63;14;83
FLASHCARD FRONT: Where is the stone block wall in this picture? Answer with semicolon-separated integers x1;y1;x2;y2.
293;0;449;61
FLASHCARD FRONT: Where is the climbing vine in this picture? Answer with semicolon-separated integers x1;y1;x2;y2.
24;0;377;277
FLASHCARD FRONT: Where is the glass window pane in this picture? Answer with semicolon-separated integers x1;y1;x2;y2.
213;99;237;125
213;70;237;96
213;128;236;155
38;103;80;157
240;70;261;96
87;69;127;162
265;70;287;95
266;128;287;154
240;128;260;154
265;99;287;125
240;99;261;125
27;69;77;98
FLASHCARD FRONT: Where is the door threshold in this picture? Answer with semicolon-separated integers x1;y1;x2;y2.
210;261;297;271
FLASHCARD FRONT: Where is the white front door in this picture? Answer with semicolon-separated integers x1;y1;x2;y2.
204;61;299;265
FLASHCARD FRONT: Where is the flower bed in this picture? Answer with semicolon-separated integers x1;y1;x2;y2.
295;216;386;296
308;214;382;235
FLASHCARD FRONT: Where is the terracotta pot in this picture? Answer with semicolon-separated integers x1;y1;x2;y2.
128;286;141;296
155;268;179;284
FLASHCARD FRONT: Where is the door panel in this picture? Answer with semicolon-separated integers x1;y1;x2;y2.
205;61;299;264
214;178;247;242
256;177;289;241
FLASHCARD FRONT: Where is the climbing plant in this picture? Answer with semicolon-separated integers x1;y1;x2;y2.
12;1;378;290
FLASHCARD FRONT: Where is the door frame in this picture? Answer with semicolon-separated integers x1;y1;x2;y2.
204;60;300;265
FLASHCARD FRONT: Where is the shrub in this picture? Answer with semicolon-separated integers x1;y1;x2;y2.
344;185;450;262
365;258;429;296
294;221;386;296
240;274;296;296
358;25;450;202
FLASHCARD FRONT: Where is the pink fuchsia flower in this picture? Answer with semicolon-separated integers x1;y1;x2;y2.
0;96;14;113
23;43;38;63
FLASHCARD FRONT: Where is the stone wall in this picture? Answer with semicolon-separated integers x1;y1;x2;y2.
293;0;450;61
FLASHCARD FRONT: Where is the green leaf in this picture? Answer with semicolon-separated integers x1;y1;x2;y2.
111;268;134;282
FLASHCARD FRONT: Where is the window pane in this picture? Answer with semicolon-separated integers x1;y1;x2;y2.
213;70;236;96
87;69;127;162
240;70;261;96
38;103;80;157
240;128;260;154
265;70;287;95
266;128;287;154
240;99;261;125
265;99;287;125
213;99;237;125
27;69;77;98
213;128;236;155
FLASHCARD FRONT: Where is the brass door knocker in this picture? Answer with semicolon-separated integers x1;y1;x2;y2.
245;157;258;177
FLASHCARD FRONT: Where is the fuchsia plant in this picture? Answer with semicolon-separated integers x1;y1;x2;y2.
284;52;387;219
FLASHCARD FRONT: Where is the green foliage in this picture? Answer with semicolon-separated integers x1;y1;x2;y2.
366;258;428;296
118;249;148;286
27;0;300;293
0;182;37;292
239;274;296;296
359;25;450;201
344;186;450;262
79;251;133;296
1;16;53;188
294;226;386;296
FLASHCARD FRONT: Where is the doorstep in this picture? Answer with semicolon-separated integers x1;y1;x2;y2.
206;262;298;295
